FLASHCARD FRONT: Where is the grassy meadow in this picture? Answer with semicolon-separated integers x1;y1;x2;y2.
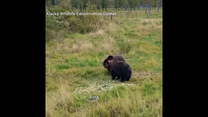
46;9;162;117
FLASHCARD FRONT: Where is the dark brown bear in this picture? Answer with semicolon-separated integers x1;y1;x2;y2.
103;55;125;73
106;59;132;82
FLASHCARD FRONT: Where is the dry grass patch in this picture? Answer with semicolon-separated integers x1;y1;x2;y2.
71;40;94;53
46;80;74;117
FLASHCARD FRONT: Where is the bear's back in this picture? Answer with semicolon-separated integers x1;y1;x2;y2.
113;55;125;61
112;60;130;71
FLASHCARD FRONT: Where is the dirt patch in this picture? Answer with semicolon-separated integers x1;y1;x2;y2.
73;80;136;94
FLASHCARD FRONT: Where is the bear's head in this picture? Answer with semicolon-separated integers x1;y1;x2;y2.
103;55;114;68
105;59;118;70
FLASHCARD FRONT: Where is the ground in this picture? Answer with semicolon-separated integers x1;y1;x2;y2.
46;10;162;117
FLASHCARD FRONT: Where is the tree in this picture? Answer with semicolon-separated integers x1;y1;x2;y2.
51;0;55;5
101;0;108;11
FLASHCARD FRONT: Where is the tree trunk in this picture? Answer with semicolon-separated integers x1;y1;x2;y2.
51;0;55;5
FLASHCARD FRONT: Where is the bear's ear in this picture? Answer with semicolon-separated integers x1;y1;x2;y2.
108;55;113;59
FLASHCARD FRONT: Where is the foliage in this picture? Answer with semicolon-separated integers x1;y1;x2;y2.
47;0;162;11
46;0;102;42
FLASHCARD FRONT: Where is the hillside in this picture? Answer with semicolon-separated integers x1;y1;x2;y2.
46;11;162;117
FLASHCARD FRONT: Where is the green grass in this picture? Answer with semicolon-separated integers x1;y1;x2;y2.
46;10;162;117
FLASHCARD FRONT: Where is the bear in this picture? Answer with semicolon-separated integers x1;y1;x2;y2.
105;59;132;82
103;55;125;73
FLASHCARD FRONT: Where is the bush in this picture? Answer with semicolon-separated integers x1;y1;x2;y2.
67;2;101;33
46;1;102;42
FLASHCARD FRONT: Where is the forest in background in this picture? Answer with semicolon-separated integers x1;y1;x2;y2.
46;0;162;10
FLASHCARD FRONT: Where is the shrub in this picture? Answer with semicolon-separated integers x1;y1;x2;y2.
67;2;101;33
46;1;102;42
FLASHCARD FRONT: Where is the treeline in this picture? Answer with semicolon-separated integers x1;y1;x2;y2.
46;0;162;11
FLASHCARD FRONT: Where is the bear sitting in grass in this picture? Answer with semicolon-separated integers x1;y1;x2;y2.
105;59;132;82
103;55;125;73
